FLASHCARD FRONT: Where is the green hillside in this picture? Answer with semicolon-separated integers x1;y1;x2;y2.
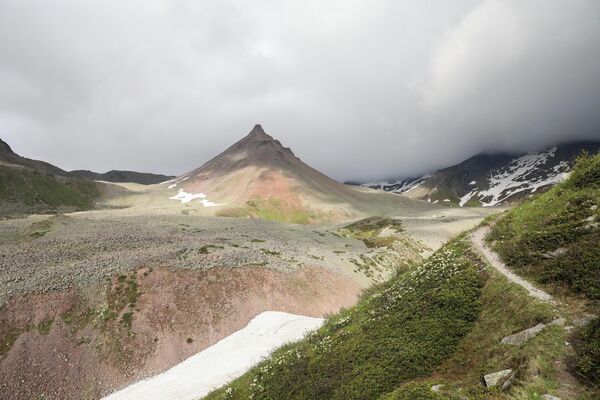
205;235;583;400
205;155;600;400
0;165;100;215
488;152;600;387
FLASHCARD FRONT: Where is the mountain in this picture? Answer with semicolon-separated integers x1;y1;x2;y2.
363;141;600;206
0;139;100;215
165;124;416;223
70;169;173;185
205;153;600;400
0;138;69;176
1;138;172;185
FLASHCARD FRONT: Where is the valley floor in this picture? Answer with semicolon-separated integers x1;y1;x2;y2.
0;205;494;400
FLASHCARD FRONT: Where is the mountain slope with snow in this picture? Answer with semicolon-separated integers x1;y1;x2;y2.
160;124;433;223
363;141;600;207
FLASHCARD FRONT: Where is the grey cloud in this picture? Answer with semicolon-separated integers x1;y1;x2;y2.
1;0;599;182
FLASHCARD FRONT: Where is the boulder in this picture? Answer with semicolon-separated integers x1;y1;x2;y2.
574;314;598;327
483;369;512;387
501;371;517;390
431;384;444;393
541;395;561;400
501;318;565;346
501;323;546;345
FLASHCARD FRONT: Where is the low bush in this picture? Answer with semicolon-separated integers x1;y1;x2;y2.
576;318;600;385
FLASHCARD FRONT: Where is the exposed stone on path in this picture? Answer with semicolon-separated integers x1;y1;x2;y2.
541;395;561;400
574;314;598;327
501;318;565;346
483;369;512;387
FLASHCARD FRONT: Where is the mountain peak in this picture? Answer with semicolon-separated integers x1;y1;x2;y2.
246;124;272;140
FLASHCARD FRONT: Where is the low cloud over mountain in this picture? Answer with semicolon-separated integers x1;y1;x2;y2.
1;0;599;181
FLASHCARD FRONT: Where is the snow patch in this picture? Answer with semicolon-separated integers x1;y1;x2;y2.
169;189;207;203
102;312;323;400
362;174;431;194
169;189;224;207
459;190;478;207
477;147;568;206
456;147;571;207
168;183;177;189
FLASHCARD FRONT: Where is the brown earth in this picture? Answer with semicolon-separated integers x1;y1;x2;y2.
0;265;361;400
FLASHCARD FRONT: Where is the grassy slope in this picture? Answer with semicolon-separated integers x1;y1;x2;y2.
0;165;99;214
205;233;586;400
488;153;600;389
216;198;312;224
206;238;484;400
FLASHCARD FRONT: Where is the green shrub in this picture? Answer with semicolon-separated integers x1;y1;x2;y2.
566;152;600;190
576;318;600;385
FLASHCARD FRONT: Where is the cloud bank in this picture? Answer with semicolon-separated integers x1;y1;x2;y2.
1;0;599;181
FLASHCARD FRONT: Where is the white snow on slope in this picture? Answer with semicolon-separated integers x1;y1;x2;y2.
459;189;477;207
169;189;224;207
170;189;206;203
363;175;431;194
477;147;569;206
102;312;324;400
458;147;571;207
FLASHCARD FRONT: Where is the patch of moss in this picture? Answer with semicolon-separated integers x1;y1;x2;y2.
217;198;313;224
120;312;134;330
61;306;95;334
36;318;54;335
261;248;281;257
338;217;405;249
199;245;224;254
21;218;55;239
0;325;30;358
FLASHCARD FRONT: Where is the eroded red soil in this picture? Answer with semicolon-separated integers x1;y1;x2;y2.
0;266;361;400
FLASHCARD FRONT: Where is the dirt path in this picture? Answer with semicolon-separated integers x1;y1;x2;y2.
470;225;594;399
470;225;554;302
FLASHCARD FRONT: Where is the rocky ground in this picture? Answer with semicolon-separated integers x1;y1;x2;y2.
0;212;373;306
0;205;495;400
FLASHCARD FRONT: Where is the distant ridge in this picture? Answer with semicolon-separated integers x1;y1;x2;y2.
362;141;600;206
0;138;70;176
0;137;173;185
70;170;174;185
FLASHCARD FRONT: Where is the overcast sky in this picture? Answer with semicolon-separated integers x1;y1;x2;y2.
1;0;600;181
